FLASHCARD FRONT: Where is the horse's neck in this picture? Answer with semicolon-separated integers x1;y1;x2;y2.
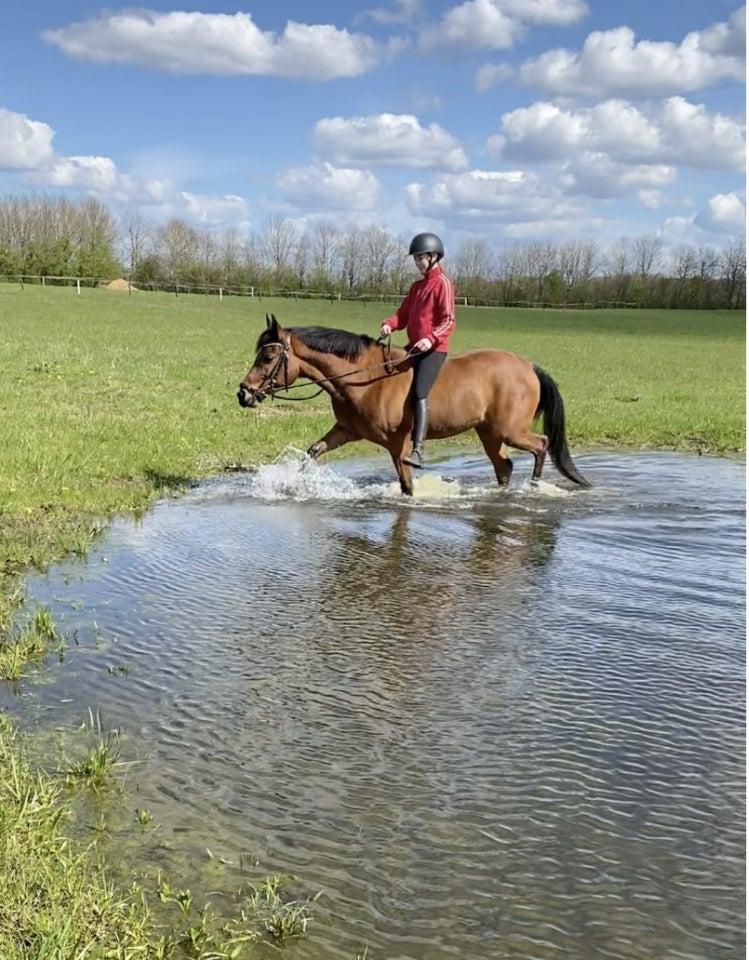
294;344;354;387
294;341;400;395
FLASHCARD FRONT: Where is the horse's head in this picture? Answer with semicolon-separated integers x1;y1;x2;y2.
237;314;301;408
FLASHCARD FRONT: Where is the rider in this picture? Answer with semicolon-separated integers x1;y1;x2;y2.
378;232;455;468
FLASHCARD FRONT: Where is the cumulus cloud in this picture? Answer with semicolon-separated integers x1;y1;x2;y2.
490;97;745;170
419;0;587;52
277;163;382;211
563;152;676;199
43;10;397;79
405;168;580;224
0;108;55;169
694;191;746;233
29;155;121;191
517;11;745;97
313;114;469;171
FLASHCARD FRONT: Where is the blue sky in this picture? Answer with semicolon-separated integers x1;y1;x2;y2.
1;0;745;255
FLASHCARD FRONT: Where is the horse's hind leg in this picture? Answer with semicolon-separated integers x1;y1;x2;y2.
503;428;548;483
476;428;514;486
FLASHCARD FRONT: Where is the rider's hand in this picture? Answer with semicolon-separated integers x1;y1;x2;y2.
379;323;392;338
412;337;432;352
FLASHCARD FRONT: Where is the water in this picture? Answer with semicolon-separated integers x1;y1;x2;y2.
4;450;745;960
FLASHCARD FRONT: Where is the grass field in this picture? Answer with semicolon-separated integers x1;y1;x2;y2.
0;282;745;956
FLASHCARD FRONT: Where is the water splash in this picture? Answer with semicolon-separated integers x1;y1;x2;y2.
245;449;578;504
247;449;387;501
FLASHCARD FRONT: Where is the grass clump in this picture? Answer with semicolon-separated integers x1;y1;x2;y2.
0;604;58;681
0;722;173;959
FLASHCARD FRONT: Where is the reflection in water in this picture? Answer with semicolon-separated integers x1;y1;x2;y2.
6;451;746;960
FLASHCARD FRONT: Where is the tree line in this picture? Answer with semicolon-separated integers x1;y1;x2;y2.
0;194;744;309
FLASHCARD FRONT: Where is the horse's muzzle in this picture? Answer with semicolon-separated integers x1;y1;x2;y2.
237;384;264;408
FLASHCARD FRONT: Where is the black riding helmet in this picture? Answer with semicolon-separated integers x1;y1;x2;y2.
408;232;444;261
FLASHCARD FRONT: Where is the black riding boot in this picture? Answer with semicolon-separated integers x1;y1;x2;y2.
403;398;428;468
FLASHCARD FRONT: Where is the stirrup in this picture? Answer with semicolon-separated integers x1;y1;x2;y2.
402;447;424;469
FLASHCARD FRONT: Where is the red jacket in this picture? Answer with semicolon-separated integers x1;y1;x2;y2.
384;265;455;352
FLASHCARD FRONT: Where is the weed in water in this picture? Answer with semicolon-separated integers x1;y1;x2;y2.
244;874;317;941
64;710;121;789
135;808;153;829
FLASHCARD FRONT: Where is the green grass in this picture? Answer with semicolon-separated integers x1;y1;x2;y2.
0;283;745;957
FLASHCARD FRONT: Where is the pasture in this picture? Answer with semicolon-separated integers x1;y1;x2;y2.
1;285;743;522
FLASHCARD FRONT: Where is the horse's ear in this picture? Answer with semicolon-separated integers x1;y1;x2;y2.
270;314;280;336
265;313;272;329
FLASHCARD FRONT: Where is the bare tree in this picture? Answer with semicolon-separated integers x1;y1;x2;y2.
261;215;298;286
154;218;199;281
359;225;399;292
218;227;243;286
121;206;152;280
292;232;311;288
720;238;746;308
338;224;365;291
632;233;663;280
453;238;493;300
310;220;339;290
558;238;599;301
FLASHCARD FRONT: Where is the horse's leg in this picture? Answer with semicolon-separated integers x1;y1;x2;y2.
502;428;549;483
476;428;514;486
306;423;356;460
389;449;414;496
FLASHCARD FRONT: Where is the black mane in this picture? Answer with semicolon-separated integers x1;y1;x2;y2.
255;325;377;361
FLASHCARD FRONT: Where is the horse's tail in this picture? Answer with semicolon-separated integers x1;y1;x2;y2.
533;365;591;487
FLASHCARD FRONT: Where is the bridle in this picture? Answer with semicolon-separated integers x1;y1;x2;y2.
249;338;291;401
244;335;411;403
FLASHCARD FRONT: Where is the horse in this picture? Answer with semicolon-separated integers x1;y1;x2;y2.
237;314;590;496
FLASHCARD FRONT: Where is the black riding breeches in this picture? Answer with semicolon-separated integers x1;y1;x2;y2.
411;350;446;402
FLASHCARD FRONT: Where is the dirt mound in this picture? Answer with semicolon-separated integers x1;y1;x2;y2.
105;278;137;291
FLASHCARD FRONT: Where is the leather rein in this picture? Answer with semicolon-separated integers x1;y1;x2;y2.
248;336;411;402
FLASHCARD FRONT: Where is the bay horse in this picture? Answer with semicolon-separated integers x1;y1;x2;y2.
237;314;589;496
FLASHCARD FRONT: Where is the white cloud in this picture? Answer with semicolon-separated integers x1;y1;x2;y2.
29;155;121;191
359;0;421;25
474;62;513;92
405;168;578;223
313;114;469;171
43;10;397;80
0;108;55;169
419;0;587;52
492;98;745;170
517;12;745;97
694;191;746;233
175;192;248;226
564;152;676;199
277;163;382;211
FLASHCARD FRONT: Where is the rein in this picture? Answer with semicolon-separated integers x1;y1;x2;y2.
252;336;412;402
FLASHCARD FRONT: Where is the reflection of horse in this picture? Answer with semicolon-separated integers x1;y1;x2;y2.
237;314;589;496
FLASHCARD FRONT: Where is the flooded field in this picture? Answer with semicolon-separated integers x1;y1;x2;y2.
4;450;745;960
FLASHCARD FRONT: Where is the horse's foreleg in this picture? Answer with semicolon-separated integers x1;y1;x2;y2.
306;423;356;460
389;450;414;496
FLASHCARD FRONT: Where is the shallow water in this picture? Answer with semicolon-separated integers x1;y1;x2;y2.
5;450;746;960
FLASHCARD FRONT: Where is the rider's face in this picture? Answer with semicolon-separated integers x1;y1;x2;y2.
413;253;432;275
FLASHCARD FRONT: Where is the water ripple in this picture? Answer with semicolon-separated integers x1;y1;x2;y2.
10;451;746;960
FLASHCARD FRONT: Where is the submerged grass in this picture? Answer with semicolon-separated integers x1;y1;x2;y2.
0;283;745;956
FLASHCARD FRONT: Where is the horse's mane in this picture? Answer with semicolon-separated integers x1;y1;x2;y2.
256;325;377;361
